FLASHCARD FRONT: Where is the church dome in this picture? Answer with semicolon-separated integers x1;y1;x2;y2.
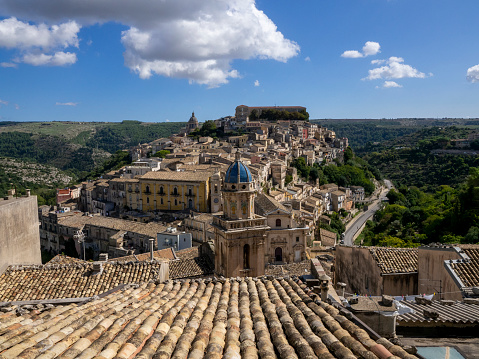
224;159;252;184
188;112;198;123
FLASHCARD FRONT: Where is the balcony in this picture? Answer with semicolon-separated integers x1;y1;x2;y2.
170;192;180;197
186;193;195;197
157;192;166;196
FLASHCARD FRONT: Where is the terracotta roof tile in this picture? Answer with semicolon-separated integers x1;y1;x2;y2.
140;170;216;181
0;276;418;358
0;256;212;302
368;247;418;274
112;248;177;262
175;246;199;260
451;246;479;288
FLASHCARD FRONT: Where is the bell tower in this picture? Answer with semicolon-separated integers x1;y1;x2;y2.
213;153;269;277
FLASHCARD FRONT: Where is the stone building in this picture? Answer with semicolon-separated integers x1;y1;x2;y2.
0;192;41;270
138;169;220;213
335;246;418;297
270;160;286;189
254;193;309;264
213;154;269;277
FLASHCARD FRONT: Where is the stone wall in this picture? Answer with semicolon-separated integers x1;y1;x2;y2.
0;196;41;268
335;246;383;296
418;246;462;300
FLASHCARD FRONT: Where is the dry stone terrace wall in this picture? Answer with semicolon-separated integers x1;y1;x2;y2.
0;277;418;359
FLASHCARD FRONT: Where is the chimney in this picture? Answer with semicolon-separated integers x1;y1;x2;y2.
150;238;155;261
26;189;31;197
336;282;346;297
319;274;331;302
92;262;103;274
99;253;108;262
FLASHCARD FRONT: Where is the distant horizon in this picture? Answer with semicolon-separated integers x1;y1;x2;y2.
2;117;479;124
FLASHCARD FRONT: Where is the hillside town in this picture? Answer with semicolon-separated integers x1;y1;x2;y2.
1;106;478;358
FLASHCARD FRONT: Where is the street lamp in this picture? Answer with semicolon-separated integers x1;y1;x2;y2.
74;230;86;260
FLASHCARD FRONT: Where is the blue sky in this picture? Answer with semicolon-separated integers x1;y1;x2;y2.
1;0;479;122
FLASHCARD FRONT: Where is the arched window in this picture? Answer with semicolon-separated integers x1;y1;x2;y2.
173;187;178;195
160;198;163;205
159;186;164;195
243;244;250;269
146;197;149;204
175;199;177;206
146;185;150;193
276;219;281;227
188;198;193;209
188;188;193;196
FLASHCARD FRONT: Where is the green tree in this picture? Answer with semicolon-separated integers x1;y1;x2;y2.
153;150;170;158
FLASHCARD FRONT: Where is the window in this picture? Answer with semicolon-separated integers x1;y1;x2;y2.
146;185;150;193
147;197;149;204
160;198;163;205
159;186;164;195
296;237;300;242
175;199;177;206
276;219;281;227
214;184;218;193
173;187;178;195
243;244;250;269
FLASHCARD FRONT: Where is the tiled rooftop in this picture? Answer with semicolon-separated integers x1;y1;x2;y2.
112;248;177;262
0;257;213;302
175;246;199;260
265;260;311;277
140;170;216;181
450;247;479;288
368;247;418;274
254;193;289;215
56;213;167;238
47;254;86;265
0;277;418;359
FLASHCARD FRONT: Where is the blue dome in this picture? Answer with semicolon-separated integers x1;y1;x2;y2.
224;160;252;183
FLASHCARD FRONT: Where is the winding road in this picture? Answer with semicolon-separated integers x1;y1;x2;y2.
342;179;392;246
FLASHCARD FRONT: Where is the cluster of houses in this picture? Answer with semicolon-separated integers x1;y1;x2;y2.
40;106;365;268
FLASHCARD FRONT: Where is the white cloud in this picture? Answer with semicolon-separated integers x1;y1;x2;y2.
466;64;479;83
341;41;380;58
0;0;300;86
22;51;77;66
304;56;310;62
56;101;78;106
371;59;386;65
14;104;20;110
362;41;380;56
341;50;363;58
0;62;18;68
0;17;79;49
254;80;260;87
0;99;8;107
0;17;80;67
383;81;402;88
365;56;427;80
